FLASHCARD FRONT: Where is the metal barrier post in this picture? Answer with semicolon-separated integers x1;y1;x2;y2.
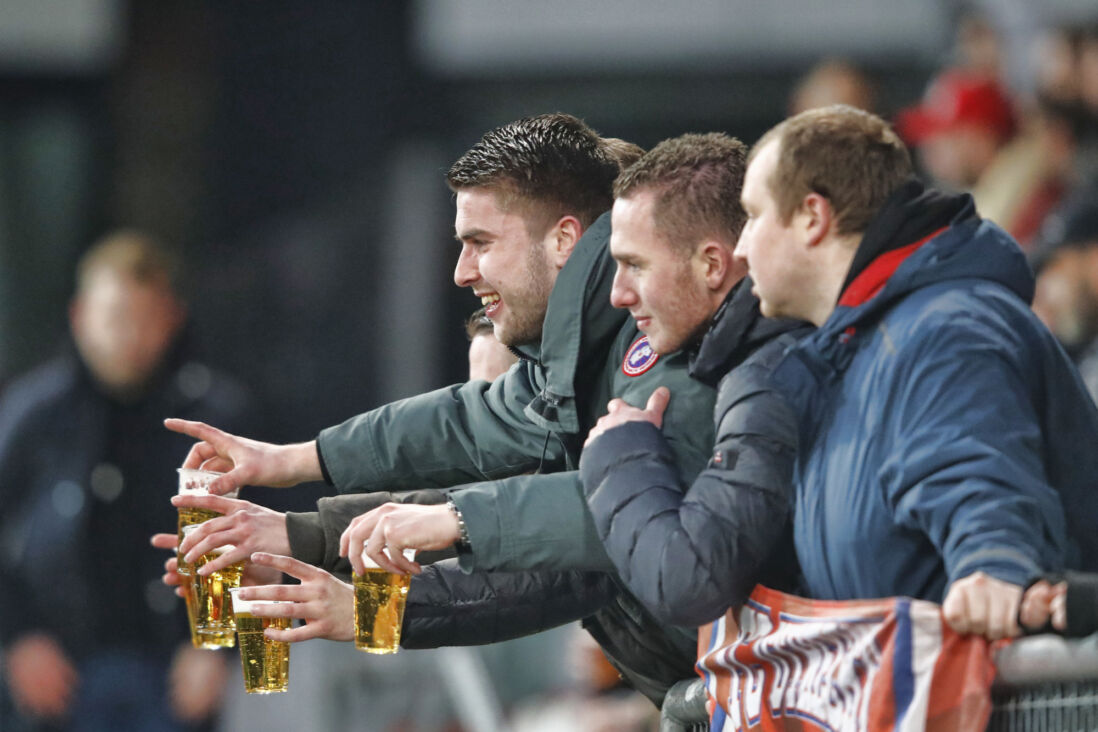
659;678;709;732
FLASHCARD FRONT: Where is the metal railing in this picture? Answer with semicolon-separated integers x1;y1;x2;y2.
659;635;1098;732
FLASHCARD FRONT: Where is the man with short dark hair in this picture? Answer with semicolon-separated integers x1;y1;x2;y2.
165;114;717;704
734;104;1098;639
578;132;811;627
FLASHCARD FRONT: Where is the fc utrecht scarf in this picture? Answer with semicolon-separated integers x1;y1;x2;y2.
696;586;997;731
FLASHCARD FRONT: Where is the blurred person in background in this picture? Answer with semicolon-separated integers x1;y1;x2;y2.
895;67;1017;195
0;231;251;732
788;57;876;115
897;63;1096;254
466;308;518;382
1031;185;1098;403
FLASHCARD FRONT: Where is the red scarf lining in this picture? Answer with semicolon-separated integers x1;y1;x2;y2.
837;226;948;308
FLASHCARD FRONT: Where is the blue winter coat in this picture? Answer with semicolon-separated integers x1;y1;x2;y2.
772;196;1098;603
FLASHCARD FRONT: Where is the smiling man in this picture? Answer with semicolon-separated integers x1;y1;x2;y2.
732;104;1098;640
166;114;719;704
578;133;811;627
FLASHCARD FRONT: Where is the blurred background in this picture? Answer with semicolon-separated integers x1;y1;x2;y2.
0;0;1093;437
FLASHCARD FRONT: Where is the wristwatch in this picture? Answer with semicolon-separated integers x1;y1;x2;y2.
446;498;472;552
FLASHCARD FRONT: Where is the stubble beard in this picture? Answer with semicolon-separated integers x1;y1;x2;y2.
495;240;554;348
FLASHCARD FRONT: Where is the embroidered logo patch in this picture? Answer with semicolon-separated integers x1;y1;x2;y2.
622;335;659;377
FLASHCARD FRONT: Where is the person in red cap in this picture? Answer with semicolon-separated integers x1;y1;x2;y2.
897;68;1017;191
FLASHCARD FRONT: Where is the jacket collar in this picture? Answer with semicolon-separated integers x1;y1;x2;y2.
524;212;627;433
689;278;811;388
838;178;975;299
773;182;1032;429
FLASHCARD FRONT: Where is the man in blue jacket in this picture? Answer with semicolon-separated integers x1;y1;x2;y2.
733;104;1098;640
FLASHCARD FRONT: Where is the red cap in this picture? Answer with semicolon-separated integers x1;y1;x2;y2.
896;69;1016;145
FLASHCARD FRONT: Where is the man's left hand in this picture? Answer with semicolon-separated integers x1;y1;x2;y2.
942;571;1023;640
584;386;670;447
339;503;459;576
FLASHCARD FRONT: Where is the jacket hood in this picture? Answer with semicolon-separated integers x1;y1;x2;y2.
689;278;811;388
524;212;627;433
774;182;1037;427
829;180;1035;334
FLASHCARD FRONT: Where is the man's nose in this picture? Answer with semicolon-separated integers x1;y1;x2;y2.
609;270;636;310
454;245;478;287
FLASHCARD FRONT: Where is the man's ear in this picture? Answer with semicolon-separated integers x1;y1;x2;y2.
799;192;834;248
697;240;741;291
548;215;584;270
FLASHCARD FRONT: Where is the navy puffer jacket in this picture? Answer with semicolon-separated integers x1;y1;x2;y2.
580;281;811;626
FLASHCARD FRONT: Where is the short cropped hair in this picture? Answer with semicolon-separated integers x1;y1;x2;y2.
754;105;912;236
614;132;748;254
76;229;182;296
447;113;620;234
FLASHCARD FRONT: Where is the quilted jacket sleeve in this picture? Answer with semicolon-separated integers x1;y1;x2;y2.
401;559;616;648
580;338;799;626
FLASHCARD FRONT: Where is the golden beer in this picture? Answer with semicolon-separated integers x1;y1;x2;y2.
176;507;219;575
183;577;235;649
175;468;236;573
193;545;244;636
231;590;291;694
353;568;412;654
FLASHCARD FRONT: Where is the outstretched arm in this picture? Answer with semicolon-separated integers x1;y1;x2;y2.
163;418;320;495
234;553;617;649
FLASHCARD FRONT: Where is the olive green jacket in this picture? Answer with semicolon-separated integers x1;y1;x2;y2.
289;213;716;573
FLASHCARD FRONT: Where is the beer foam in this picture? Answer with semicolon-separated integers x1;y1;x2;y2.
176;468;239;499
230;588;291;613
360;547;416;570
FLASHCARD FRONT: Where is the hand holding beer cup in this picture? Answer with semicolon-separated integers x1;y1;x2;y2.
176;468;238;573
174;492;290;576
153;533;277;595
229;589;291;694
231;553;355;643
164;418;323;495
353;548;416;654
339;502;461;576
179;525;237;648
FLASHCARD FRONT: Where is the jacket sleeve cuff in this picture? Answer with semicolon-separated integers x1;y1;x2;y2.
285;511;327;566
579;421;671;496
950;547;1042;589
449;487;503;573
315;440;334;487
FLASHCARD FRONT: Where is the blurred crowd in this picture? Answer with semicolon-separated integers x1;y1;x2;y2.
792;11;1098;405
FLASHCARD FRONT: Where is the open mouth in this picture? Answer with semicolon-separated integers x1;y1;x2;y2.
481;292;502;317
